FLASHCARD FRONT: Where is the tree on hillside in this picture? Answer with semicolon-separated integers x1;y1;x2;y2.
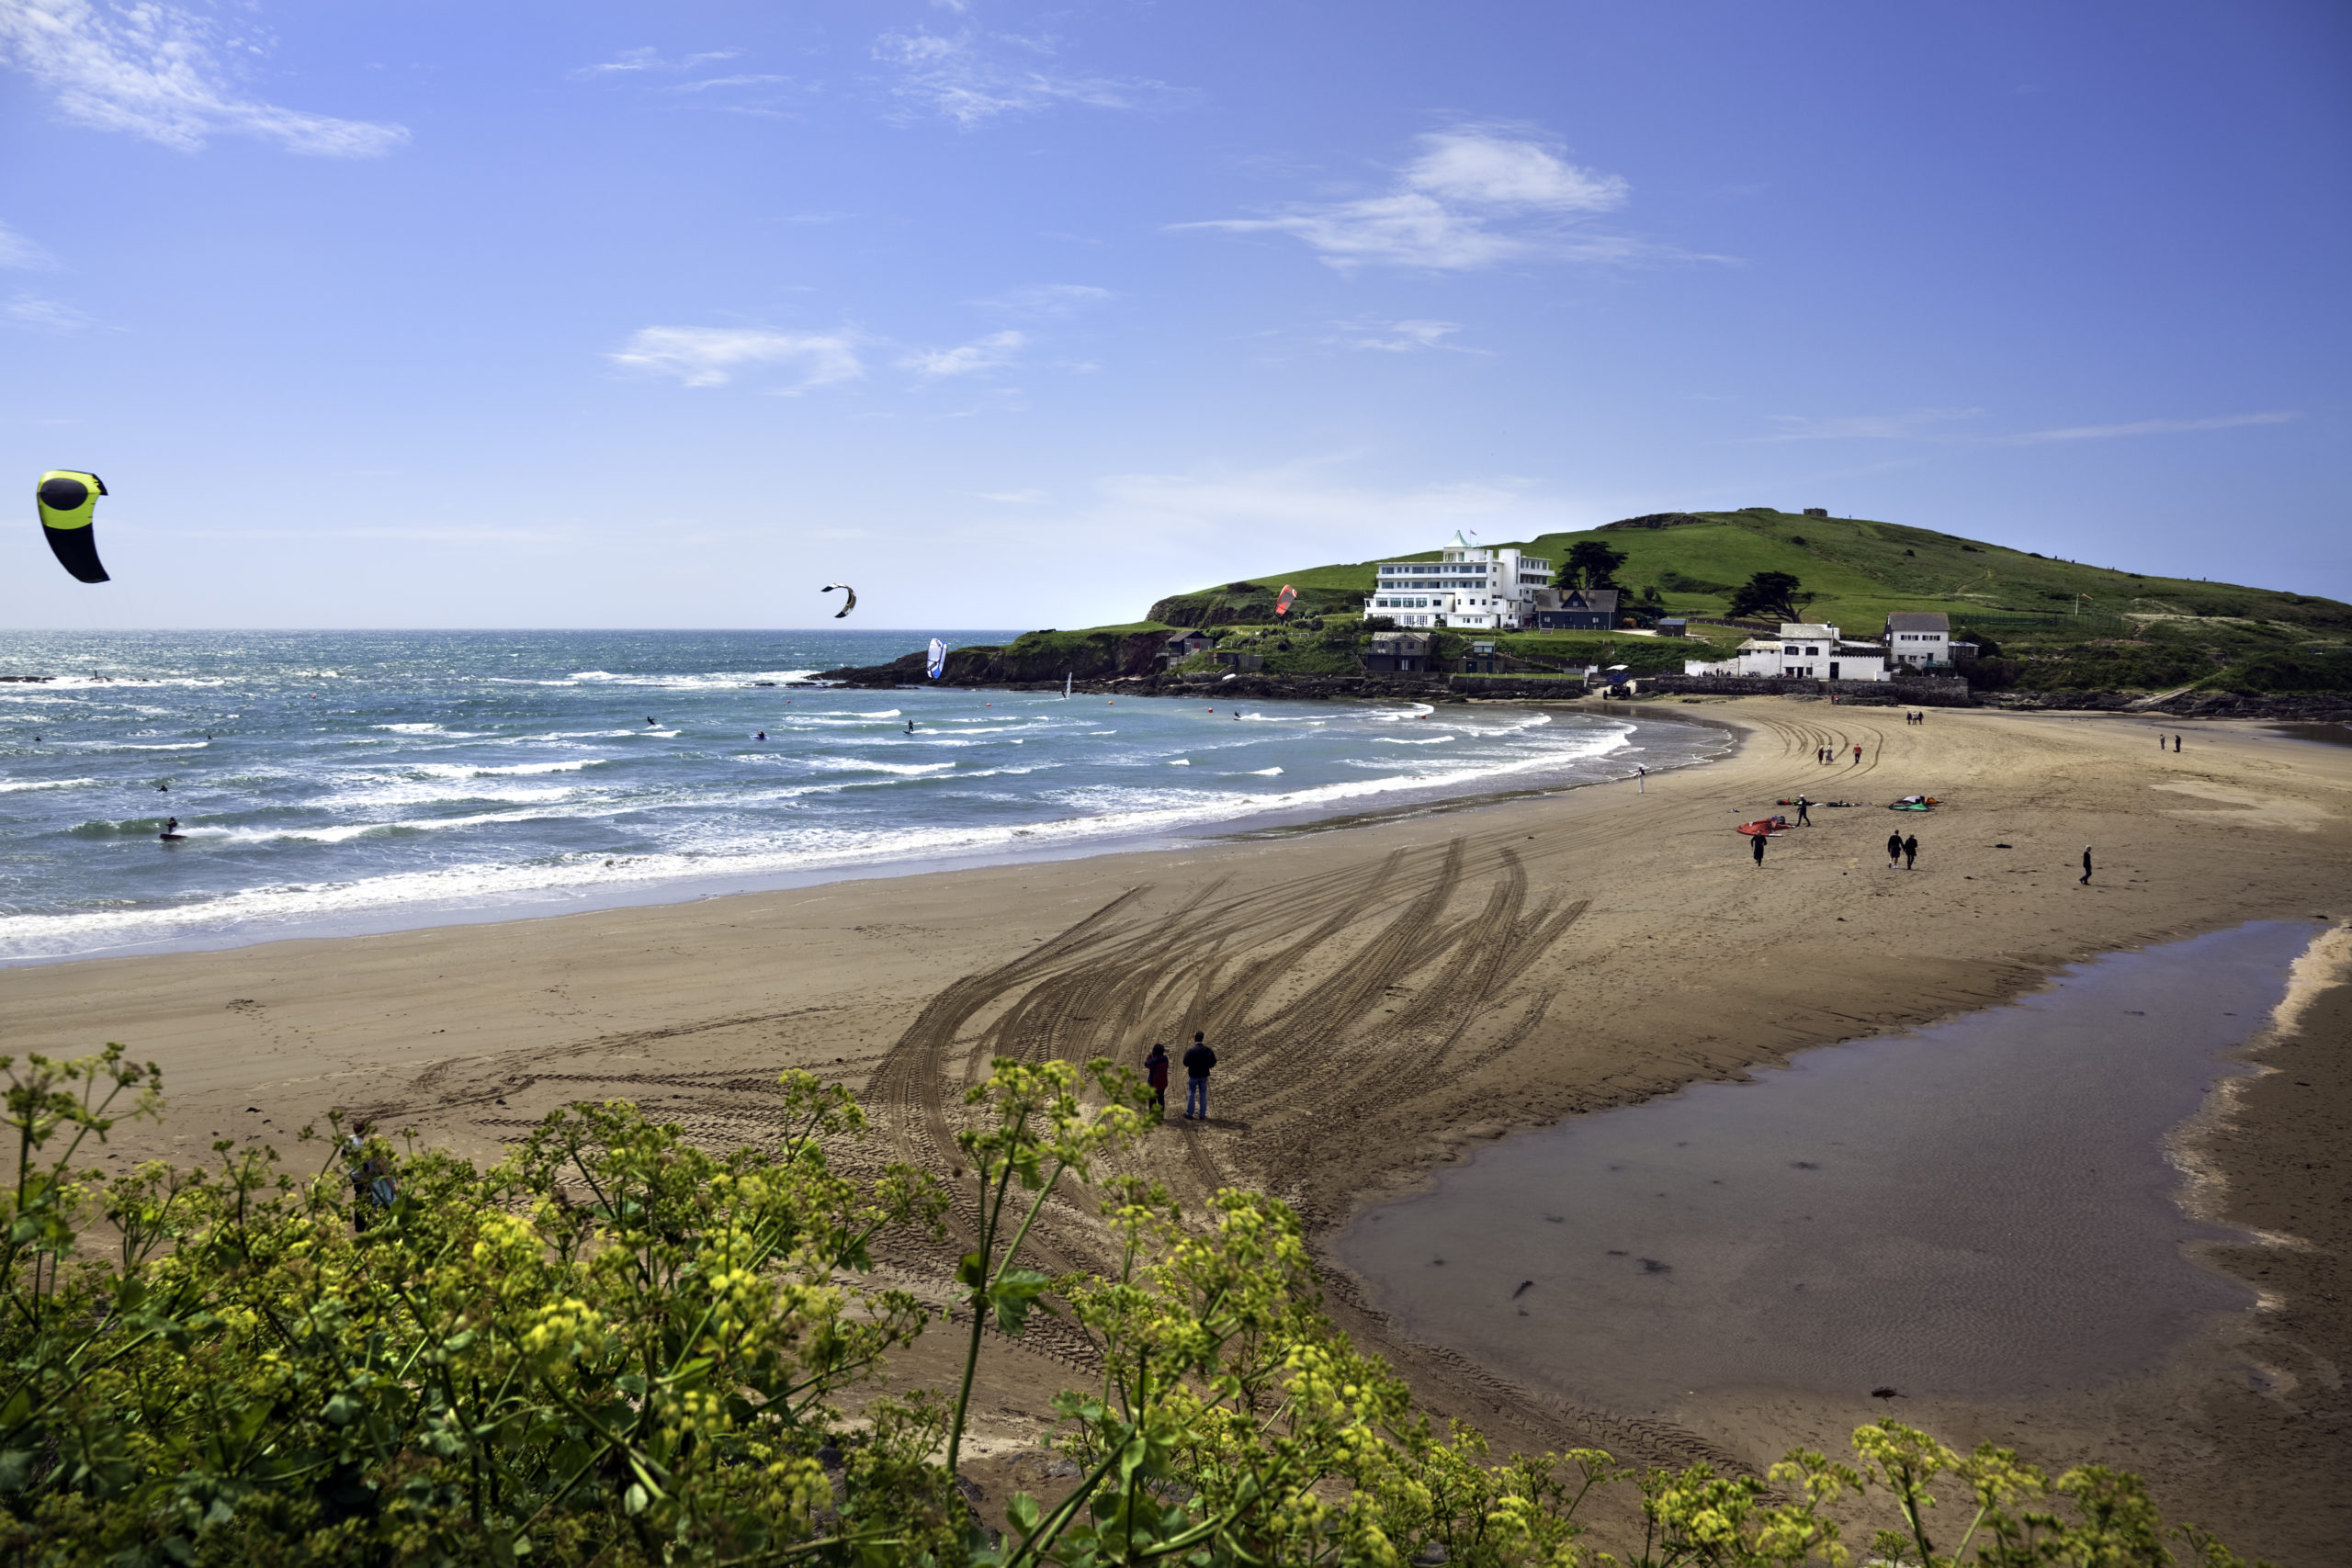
1728;570;1810;622
1557;541;1627;591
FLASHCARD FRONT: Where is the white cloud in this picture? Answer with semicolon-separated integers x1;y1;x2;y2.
1333;318;1476;353
873;28;1176;129
1756;408;1985;442
2004;411;2300;444
0;221;57;269
571;46;741;79
981;283;1114;317
1178;128;1635;271
901;329;1024;378
668;73;796;94
3;294;96;331
608;327;864;391
0;0;408;155
976;489;1046;503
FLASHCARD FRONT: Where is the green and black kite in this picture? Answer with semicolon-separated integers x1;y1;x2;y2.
36;470;109;582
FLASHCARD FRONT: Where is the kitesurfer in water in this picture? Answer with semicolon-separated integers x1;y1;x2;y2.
905;721;916;735
754;731;765;740
160;817;179;841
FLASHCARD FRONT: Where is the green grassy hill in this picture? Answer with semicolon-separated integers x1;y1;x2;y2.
1125;508;2352;695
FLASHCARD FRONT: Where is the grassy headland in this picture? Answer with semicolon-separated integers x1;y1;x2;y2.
906;508;2352;701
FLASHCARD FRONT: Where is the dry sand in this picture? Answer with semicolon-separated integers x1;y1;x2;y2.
6;699;2348;1562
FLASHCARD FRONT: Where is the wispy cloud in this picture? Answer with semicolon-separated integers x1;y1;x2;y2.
0;222;57;269
0;0;408;155
2003;411;2301;444
976;489;1046;503
570;46;742;80
1750;407;2300;446
668;73;796;94
1331;317;1480;353
608;327;863;392
1178;127;1642;271
873;28;1178;129
901;329;1025;378
980;283;1114;317
3;294;98;332
1756;408;1985;442
1095;461;1557;540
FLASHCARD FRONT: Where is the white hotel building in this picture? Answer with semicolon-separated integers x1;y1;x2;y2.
1368;533;1554;630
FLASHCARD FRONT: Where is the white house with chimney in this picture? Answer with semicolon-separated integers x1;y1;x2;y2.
1368;532;1554;630
1684;623;1891;682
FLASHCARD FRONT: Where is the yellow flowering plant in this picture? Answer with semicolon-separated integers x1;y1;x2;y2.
0;1049;2270;1568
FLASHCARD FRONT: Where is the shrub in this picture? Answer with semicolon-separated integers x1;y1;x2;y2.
0;1048;2270;1566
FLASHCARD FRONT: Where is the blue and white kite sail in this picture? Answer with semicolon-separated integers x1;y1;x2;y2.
926;638;946;679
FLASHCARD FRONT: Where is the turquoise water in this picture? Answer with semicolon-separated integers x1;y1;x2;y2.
0;630;1721;963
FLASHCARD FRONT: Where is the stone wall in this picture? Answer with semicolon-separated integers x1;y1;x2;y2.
1633;674;1976;705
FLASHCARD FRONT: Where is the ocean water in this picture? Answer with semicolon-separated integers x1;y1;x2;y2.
0;630;1721;964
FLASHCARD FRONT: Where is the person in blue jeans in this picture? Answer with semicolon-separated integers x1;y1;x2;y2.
1182;1032;1216;1121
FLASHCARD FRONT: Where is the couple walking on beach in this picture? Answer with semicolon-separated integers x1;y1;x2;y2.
1886;831;1918;869
1144;1032;1217;1121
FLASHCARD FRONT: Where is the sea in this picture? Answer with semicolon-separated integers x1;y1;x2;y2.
0;630;1725;964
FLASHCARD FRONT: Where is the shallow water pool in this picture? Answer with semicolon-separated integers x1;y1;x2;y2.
1336;921;2315;1412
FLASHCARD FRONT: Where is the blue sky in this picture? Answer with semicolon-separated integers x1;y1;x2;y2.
3;0;2346;629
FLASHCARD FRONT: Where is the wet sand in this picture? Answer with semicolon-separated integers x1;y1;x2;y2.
6;700;2349;1562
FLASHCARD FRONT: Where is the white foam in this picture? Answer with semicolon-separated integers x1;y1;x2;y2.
0;777;98;793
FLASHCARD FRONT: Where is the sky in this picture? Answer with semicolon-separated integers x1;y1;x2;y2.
2;0;2346;630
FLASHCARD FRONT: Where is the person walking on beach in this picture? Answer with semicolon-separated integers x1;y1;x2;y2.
1887;830;1903;869
1851;743;1863;764
1902;833;1918;870
1796;795;1811;826
1751;831;1766;867
2173;733;2181;752
1143;1043;1170;1118
1182;1032;1216;1121
2080;846;2093;885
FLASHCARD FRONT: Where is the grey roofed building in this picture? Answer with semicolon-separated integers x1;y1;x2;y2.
1533;587;1620;630
1362;630;1433;672
1883;611;1954;668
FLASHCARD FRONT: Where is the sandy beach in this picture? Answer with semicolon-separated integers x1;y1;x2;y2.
7;700;2348;1563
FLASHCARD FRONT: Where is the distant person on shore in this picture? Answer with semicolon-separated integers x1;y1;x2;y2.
2174;733;2181;752
1902;833;1918;870
2080;846;2093;885
1751;831;1766;867
1887;830;1903;869
1144;1043;1170;1117
1182;1032;1216;1121
1851;743;1863;764
1637;765;1647;794
1795;795;1810;826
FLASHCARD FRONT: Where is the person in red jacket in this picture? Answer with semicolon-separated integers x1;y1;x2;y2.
1143;1043;1170;1118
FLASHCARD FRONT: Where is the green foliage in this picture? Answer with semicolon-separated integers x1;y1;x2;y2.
1559;542;1627;592
0;1049;2274;1566
1727;572;1810;624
